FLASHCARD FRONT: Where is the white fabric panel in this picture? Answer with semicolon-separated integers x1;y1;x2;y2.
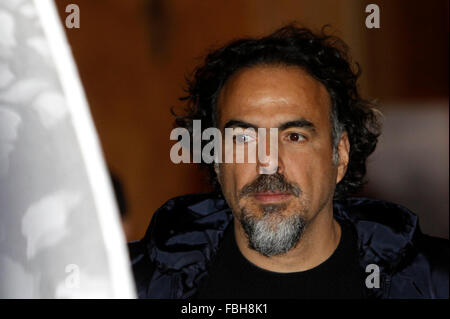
0;0;136;298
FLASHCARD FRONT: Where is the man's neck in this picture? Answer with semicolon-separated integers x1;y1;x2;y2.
233;206;341;273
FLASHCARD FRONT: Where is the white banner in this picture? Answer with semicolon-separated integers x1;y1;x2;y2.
0;0;136;298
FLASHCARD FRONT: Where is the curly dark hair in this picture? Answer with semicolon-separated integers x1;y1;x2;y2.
173;24;381;199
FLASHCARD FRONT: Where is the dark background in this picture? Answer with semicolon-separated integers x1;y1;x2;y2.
55;0;448;241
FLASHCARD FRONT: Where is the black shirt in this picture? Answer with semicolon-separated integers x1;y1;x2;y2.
196;219;366;299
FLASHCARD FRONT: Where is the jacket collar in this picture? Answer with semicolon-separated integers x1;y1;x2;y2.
144;194;420;298
333;197;419;274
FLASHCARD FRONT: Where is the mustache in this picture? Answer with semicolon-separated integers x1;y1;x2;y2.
239;173;301;198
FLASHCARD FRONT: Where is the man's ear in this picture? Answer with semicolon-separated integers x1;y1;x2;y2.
336;131;350;184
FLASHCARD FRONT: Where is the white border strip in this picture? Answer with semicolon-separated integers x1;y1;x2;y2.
34;0;136;298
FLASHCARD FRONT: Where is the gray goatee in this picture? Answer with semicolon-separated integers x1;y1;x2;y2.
238;173;306;257
239;206;306;257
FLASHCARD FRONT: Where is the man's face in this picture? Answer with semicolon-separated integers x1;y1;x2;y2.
216;65;348;256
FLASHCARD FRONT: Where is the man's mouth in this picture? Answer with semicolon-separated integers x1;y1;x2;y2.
251;192;292;203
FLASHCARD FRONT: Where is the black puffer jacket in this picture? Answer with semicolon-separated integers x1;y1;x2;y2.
128;193;449;299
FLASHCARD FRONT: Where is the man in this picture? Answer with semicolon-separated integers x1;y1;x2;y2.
128;25;449;299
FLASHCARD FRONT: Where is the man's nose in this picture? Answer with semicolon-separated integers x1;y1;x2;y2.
257;128;280;175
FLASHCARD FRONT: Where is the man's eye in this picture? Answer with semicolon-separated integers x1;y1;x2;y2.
234;134;254;144
287;133;305;143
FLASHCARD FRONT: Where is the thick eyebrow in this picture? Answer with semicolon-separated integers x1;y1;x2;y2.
223;118;316;132
278;119;316;132
223;120;258;130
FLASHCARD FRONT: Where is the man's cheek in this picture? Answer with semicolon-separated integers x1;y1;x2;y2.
233;166;252;190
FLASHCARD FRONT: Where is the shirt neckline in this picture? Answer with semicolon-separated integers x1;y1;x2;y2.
225;219;350;279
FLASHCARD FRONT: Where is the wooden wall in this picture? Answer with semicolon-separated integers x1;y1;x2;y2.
55;0;448;240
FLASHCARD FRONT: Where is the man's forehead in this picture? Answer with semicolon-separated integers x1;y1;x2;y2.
217;65;331;128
